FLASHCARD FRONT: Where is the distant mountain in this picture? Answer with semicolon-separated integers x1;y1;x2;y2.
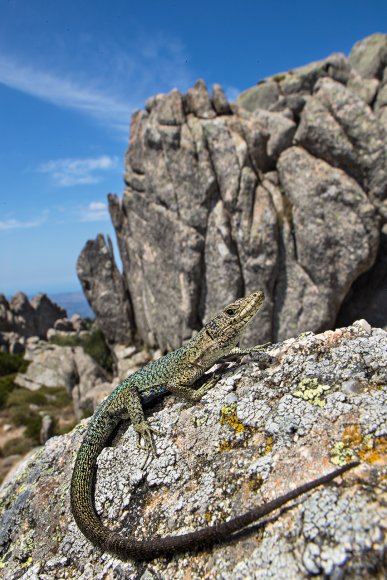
49;292;94;319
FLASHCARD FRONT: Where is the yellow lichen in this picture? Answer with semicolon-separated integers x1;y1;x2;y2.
265;434;273;454
293;377;331;407
218;440;234;453
219;403;245;433
330;441;355;466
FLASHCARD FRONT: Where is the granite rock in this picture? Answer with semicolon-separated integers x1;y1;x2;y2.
0;323;385;578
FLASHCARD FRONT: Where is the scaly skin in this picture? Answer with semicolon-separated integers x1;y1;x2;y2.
70;290;358;561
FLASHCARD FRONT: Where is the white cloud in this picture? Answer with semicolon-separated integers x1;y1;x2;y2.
0;54;132;135
38;155;119;187
224;85;241;102
0;36;192;136
0;211;48;231
80;201;110;222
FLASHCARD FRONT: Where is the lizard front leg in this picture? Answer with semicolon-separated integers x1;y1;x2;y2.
121;384;160;458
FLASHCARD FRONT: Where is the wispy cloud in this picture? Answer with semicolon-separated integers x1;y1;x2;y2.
38;155;119;187
224;85;241;102
0;211;48;231
79;201;110;222
0;35;192;135
0;55;132;135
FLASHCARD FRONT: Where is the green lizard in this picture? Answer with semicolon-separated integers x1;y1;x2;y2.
70;290;358;561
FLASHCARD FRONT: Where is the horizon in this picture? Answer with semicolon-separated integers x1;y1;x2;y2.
1;0;386;296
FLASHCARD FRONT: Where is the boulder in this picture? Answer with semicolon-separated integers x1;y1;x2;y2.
14;341;108;418
348;33;387;79
0;322;385;577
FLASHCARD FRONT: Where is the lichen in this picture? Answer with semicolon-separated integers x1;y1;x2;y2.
219;403;245;433
331;423;387;466
218;440;234;453
293;377;331;407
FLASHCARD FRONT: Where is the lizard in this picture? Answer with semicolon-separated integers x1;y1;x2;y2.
70;289;358;561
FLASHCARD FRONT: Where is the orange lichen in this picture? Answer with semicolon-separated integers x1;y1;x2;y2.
331;423;387;466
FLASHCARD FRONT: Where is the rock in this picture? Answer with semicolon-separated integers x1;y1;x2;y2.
0;323;385;577
237;80;280;112
77;234;133;346
77;33;387;352
0;332;25;354
112;344;152;381
294;77;387;209
185;79;216;119
14;341;108;418
276;52;351;95
212;83;232;115
40;415;54;444
347;70;379;104
0;292;66;341
348;33;387;79
275;146;379;338
249;108;296;159
78;381;113;414
54;318;74;332
9;292;37;337
30;294;67;338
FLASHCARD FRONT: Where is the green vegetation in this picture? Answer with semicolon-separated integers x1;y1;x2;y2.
5;385;73;445
50;328;113;374
1;437;33;458
0;352;29;376
0;352;77;468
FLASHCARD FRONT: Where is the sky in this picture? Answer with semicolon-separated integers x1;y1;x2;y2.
0;0;386;297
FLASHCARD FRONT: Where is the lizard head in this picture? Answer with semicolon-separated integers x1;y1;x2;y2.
203;290;265;349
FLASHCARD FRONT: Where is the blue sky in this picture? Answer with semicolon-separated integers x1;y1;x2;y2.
0;0;386;296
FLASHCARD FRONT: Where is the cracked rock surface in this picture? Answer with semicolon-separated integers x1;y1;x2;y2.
78;33;387;351
0;322;385;578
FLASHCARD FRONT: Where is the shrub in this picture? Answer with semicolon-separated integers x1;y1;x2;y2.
0;374;16;408
0;352;29;376
1;436;34;457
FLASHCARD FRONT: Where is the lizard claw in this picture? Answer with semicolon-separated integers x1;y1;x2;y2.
134;421;162;465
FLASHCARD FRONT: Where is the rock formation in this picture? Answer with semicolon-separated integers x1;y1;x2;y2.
77;33;387;352
0;321;385;577
77;234;133;346
0;292;66;351
14;337;109;419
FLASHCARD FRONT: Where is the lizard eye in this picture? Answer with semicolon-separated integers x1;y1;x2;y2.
225;307;237;316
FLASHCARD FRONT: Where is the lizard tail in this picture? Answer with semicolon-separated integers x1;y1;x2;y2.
71;459;358;561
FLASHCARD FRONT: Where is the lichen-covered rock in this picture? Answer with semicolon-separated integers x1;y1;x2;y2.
0;323;385;578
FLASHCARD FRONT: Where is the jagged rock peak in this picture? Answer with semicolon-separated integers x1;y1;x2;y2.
78;33;387;352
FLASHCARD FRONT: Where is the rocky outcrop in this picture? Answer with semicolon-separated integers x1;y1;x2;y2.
14;338;109;419
0;322;385;578
0;292;66;347
78;34;386;351
77;234;133;346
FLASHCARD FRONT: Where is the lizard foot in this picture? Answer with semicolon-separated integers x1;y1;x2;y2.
133;421;162;467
